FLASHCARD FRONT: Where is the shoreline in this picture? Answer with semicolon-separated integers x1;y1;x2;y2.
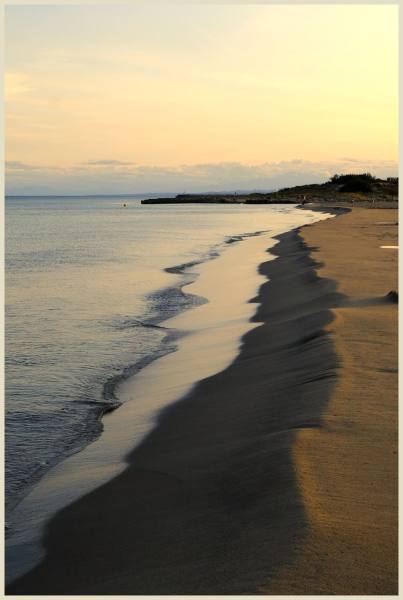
5;206;317;526
7;207;397;594
8;210;340;594
7;214;316;586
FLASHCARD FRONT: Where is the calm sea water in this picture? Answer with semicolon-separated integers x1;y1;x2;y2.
5;196;319;520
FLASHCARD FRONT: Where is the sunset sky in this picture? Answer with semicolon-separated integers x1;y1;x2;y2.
5;4;398;194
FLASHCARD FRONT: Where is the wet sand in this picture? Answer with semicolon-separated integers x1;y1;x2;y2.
7;208;397;595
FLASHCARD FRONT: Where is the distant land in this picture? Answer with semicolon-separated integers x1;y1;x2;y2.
5;193;177;200
141;174;398;205
5;190;275;200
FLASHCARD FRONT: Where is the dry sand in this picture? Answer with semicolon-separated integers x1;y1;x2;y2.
7;208;398;595
265;207;398;594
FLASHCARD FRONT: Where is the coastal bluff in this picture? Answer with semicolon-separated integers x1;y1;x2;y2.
141;175;398;206
141;193;298;205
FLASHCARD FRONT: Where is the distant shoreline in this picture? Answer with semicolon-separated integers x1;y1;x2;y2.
141;175;398;205
5;190;275;199
6;175;399;205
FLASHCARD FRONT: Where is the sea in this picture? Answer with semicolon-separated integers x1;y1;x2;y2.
5;195;325;526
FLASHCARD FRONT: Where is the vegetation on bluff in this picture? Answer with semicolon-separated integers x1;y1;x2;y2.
273;173;398;204
141;173;398;205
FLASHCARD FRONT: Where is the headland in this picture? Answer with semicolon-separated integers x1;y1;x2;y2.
141;173;398;207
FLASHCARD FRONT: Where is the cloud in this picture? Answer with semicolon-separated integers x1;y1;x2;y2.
5;160;41;170
5;158;398;196
81;159;134;166
339;157;361;163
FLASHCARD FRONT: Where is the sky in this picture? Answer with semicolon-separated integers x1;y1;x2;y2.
5;4;398;195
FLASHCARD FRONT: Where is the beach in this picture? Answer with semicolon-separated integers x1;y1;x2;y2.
266;207;398;594
7;207;398;595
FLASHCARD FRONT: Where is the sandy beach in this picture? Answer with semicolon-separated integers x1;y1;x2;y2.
266;207;398;594
7;207;398;595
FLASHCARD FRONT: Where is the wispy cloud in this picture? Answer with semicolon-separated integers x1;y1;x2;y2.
5;160;42;170
81;159;135;166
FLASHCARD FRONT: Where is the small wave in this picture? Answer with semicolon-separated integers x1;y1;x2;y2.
74;398;121;411
225;229;269;244
165;260;201;274
226;236;243;244
164;247;220;276
113;318;169;331
102;344;177;405
145;285;207;326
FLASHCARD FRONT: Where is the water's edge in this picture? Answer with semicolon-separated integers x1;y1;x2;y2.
6;228;271;522
5;224;284;584
7;211;342;593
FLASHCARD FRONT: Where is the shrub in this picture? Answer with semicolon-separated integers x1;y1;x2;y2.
330;172;375;186
340;178;373;193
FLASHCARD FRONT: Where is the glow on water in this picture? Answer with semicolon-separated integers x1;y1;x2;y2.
6;197;319;510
